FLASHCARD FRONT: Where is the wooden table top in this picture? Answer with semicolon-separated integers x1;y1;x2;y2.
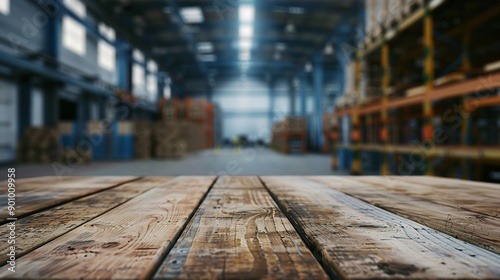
0;176;499;279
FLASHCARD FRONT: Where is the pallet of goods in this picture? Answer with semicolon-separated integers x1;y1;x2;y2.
134;121;153;159
17;127;60;164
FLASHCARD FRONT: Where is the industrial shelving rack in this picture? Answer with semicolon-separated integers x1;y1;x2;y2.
327;0;500;181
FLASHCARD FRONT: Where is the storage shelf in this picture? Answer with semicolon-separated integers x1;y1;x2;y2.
335;72;500;117
334;144;500;161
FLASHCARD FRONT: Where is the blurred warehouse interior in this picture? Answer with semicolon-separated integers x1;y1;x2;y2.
0;0;499;181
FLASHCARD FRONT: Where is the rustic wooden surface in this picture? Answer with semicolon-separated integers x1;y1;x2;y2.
310;176;500;254
261;176;500;279
0;177;215;279
154;177;328;280
0;177;173;264
0;176;138;220
0;176;498;279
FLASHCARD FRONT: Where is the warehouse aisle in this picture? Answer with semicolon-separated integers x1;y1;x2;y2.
5;149;344;180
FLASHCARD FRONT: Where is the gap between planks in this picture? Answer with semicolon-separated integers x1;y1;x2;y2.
0;177;217;279
154;177;328;280
0;177;175;265
310;176;500;254
0;176;141;223
260;176;500;279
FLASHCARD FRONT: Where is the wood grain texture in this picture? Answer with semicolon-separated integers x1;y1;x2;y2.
0;176;215;280
355;176;499;218
0;177;173;264
311;176;500;253
0;176;138;220
154;177;328;280
262;176;500;279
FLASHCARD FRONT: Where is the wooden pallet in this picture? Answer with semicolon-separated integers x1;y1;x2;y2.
0;176;498;279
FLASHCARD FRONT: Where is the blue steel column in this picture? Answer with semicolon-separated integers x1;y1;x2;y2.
300;72;307;117
289;77;296;116
158;72;166;101
313;53;324;151
268;78;275;129
17;76;32;139
98;96;107;119
117;40;131;91
43;3;62;127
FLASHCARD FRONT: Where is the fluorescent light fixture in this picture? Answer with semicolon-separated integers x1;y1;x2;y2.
289;7;304;14
240;52;251;61
197;42;214;53
0;0;10;15
276;43;286;51
198;54;217;62
324;43;334;55
180;7;204;23
239;25;254;38
239;5;255;23
239;39;252;50
305;62;313;72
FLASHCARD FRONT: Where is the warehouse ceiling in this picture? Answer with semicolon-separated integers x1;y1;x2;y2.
98;0;362;81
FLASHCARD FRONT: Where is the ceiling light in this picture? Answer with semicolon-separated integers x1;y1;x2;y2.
240;52;251;61
285;22;295;33
180;7;204;23
240;39;252;50
276;43;286;51
239;5;255;23
305;62;312;72
274;53;281;60
324;43;334;55
198;54;216;62
197;42;214;53
289;7;304;14
239;25;253;38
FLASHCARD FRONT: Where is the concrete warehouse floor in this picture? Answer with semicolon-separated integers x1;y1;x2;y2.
2;148;345;180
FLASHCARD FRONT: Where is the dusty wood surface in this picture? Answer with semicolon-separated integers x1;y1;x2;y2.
311;176;500;254
0;177;215;279
0;177;173;264
154;177;328;280
262;176;500;279
0;176;138;220
356;176;499;218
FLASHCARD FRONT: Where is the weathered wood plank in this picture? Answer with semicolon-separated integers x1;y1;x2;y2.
262;176;500;279
310;176;500;253
0;176;138;220
350;176;500;218
0;177;173;265
0;176;215;279
154;177;328;280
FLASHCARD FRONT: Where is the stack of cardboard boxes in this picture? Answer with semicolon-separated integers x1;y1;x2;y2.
149;98;211;159
271;117;307;154
17;127;60;163
134;121;153;159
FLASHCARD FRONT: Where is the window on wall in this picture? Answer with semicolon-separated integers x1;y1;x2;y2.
98;41;115;71
64;0;85;18
133;49;144;64
147;74;157;102
132;64;145;87
98;23;116;72
98;23;115;41
0;0;10;16
62;16;86;56
164;85;171;99
147;60;157;73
